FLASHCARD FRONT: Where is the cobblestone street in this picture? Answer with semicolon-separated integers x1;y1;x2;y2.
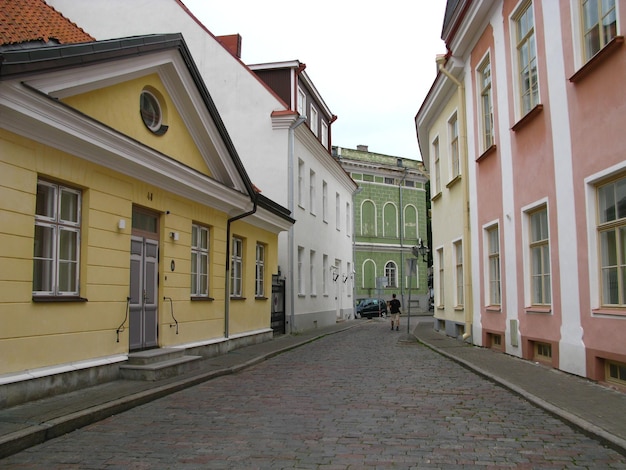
3;321;625;469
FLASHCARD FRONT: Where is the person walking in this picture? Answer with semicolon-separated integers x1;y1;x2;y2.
388;293;401;331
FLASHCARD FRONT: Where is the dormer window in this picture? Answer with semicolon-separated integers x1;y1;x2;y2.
140;87;168;135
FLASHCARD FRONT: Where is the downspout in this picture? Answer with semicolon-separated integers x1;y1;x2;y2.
436;55;473;341
225;196;258;338
287;115;307;333
399;167;408;307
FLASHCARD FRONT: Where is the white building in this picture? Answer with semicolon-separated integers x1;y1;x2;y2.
48;0;358;331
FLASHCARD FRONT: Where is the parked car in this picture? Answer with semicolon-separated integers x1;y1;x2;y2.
356;298;387;318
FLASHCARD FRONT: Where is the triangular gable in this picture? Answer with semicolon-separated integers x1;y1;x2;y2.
0;34;257;213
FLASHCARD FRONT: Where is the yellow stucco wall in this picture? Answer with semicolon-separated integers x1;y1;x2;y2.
61;74;214;178
429;93;467;325
0;122;277;376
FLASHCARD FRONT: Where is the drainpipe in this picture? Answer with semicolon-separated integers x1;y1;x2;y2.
436;54;473;341
224;197;258;338
287;115;307;333
398;167;408;307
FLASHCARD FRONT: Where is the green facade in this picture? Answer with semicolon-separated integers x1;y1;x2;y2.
333;146;430;313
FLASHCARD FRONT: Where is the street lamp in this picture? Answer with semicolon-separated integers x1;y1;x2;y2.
413;239;429;263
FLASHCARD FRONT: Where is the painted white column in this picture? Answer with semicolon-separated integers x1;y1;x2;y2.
542;1;585;376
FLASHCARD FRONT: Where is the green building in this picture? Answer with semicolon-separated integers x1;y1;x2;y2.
332;146;430;314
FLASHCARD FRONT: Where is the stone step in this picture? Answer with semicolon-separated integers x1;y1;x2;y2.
125;348;186;366
120;354;202;381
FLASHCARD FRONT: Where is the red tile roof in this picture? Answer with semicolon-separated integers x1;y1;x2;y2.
0;0;94;46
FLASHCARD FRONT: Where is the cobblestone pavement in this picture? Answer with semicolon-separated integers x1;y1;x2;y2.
2;321;626;469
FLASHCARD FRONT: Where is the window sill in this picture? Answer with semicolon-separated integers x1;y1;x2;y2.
431;191;442;202
454;305;464;311
524;306;552;314
437;305;445;310
511;104;543;132
476;144;497;162
230;296;247;301
191;296;214;301
570;36;624;83
592;308;626;317
255;296;268;300
485;305;501;312
33;296;88;303
446;174;462;189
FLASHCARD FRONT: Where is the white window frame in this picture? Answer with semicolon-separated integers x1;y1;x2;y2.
346;201;351;237
335;192;341;231
512;1;539;118
580;0;618;62
310;105;319;136
449;113;460;179
255;243;265;298
323;254;329;295
432;137;441;195
454;239;464;308
309;169;316;215
191;224;209;297
484;223;501;307
33;179;81;296
521;201;551;308
322;180;328;223
298;246;305;295
231;237;243;297
477;54;494;152
297;87;305;116
385;261;398;288
298;159;305;208
321;121;329;148
437;247;444;307
310;250;317;296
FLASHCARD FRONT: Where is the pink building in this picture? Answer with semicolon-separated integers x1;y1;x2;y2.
419;0;626;388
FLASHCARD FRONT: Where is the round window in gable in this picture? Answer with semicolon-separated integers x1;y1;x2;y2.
140;88;168;135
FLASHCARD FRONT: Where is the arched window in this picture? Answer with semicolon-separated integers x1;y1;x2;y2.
362;259;376;290
404;204;418;240
385;261;398;288
383;202;398;238
361;200;376;236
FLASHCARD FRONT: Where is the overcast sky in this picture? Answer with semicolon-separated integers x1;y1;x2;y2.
182;1;447;161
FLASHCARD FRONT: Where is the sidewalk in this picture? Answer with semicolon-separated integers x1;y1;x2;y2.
1;317;625;459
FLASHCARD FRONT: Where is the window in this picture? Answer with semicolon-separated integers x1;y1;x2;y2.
529;207;551;305
321;121;329;148
231;237;243;297
140;88;167;135
297;246;305;295
361;200;376;236
310;106;319;136
346;202;351;237
385;261;397;288
255;243;265;298
487;226;501;306
297;87;305;116
191;224;209;297
298;159;305;208
385;177;395;185
449;113;460;178
533;341;552;362
454;240;464;307
606;360;626;387
582;0;617;61
310;250;316;295
514;2;539;115
597;176;626;306
323;254;329;295
433;138;441;195
437;248;444;307
322;180;328;222
33;179;81;296
336;192;341;230
478;57;493;150
310;170;316;215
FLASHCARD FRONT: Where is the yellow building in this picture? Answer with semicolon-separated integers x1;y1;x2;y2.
0;34;293;404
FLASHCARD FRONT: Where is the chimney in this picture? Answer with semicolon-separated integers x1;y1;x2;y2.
356;145;368;152
217;34;242;59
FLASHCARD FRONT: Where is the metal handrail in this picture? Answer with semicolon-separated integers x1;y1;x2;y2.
164;296;178;334
116;297;130;343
